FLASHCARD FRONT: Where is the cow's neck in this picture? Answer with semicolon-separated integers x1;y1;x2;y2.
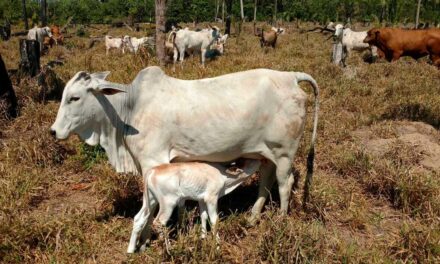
95;84;140;175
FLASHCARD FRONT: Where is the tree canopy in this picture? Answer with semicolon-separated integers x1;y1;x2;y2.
1;0;439;26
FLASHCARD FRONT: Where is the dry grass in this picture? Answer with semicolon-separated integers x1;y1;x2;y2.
1;22;440;263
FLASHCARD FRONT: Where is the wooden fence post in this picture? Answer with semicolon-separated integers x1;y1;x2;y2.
19;39;40;77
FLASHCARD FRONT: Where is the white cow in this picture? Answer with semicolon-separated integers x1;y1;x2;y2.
123;35;154;54
50;67;319;245
27;26;52;52
105;35;125;55
127;158;262;253
334;24;377;58
172;26;221;67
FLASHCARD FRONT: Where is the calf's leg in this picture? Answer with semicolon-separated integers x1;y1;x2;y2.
199;201;208;238
127;191;158;253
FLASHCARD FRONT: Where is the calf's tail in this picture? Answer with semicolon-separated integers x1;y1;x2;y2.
295;72;319;207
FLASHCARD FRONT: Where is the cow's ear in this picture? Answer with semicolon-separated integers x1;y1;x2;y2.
374;30;380;39
96;82;126;95
91;71;111;80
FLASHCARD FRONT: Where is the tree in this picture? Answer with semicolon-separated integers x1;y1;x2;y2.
273;0;277;22
254;0;257;21
40;0;47;26
415;0;422;28
240;0;244;21
22;0;28;30
155;0;167;66
225;0;232;35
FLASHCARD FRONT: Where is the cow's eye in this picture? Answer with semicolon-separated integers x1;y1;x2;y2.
69;97;80;102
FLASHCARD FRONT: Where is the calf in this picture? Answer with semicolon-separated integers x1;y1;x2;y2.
364;27;440;67
105;35;125;55
172;26;221;67
50;25;64;45
127;158;262;253
123;35;153;54
333;24;379;59
27;26;52;52
258;27;284;48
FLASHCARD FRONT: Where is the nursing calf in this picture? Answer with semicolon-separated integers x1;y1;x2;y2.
127;159;262;253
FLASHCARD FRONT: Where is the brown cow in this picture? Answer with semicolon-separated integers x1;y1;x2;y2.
50;25;64;45
364;28;440;67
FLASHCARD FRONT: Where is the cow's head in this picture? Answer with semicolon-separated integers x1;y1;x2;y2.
43;26;52;38
364;28;380;44
50;71;125;144
334;24;344;39
208;25;220;39
215;34;228;54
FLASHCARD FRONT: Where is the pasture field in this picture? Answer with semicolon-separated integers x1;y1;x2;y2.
1;23;440;263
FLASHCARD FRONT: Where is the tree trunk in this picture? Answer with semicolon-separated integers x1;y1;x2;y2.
155;0;167;66
225;0;232;35
22;0;29;30
416;0;422;28
215;0;220;21
240;0;244;21
0;54;18;119
254;0;257;22
222;0;225;25
273;0;277;22
40;0;47;26
19;39;41;77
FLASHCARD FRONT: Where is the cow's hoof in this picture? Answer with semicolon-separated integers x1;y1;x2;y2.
246;215;260;227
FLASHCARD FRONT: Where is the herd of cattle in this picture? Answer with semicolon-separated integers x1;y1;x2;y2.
12;21;437;253
324;22;440;67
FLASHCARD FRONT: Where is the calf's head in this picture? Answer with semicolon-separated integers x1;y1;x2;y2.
334;24;344;40
50;71;125;144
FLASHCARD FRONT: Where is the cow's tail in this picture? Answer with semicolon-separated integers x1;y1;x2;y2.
295;72;319;208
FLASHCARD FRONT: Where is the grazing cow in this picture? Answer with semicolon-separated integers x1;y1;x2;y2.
105;35;125;55
258;27;284;48
127;158;262;253
50;25;64;45
333;24;378;59
122;35;154;54
172;26;221;67
364;27;440;67
27;26;52;52
50;67;319;235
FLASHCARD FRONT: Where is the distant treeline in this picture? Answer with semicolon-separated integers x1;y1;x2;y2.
1;0;439;26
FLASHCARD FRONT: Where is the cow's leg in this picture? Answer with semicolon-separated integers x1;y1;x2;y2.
179;48;185;69
127;190;158;253
430;53;440;68
275;156;294;214
199;201;208;239
201;48;207;67
391;51;402;62
249;161;276;224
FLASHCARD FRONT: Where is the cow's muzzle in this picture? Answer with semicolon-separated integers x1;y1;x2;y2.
49;128;56;137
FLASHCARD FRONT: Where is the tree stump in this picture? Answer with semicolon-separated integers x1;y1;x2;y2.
19;39;40;77
0;21;11;41
0;54;18;119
